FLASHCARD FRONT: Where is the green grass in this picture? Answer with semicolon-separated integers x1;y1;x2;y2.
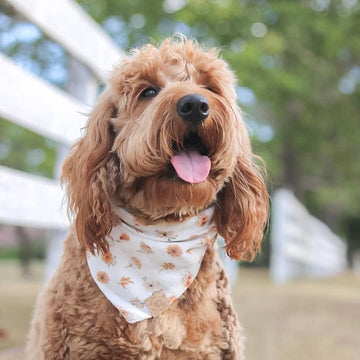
0;261;359;360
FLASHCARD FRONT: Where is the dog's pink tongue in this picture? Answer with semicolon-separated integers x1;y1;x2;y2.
171;151;211;184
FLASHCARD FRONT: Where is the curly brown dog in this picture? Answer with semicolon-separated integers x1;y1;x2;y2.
26;38;268;360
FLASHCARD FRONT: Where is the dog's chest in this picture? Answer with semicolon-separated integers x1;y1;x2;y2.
120;264;223;359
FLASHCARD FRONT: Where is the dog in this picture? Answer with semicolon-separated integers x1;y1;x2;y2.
26;38;268;360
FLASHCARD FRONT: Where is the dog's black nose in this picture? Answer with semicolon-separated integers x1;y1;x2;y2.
177;94;209;124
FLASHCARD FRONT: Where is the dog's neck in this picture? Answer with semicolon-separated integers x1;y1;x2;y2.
113;206;216;242
115;201;217;227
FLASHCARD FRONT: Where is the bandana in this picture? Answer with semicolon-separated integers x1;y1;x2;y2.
87;207;217;323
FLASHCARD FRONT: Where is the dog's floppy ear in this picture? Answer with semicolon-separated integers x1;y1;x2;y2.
61;89;117;255
214;153;268;261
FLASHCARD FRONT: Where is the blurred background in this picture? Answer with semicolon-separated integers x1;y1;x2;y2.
0;0;359;359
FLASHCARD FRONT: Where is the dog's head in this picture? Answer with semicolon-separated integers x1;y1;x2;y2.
62;38;268;261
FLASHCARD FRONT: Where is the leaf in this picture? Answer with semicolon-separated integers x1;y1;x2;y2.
119;276;134;289
139;242;155;254
130;256;142;269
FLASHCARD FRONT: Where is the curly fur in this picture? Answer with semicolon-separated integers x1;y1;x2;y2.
26;38;268;359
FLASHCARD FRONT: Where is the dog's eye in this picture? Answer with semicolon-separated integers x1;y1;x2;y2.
206;87;219;94
140;87;159;99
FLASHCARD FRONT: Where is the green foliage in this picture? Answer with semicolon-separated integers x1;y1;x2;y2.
0;240;46;260
0;118;57;178
0;246;20;259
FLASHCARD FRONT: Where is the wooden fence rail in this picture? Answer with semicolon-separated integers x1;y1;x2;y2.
0;53;86;145
1;0;123;231
0;166;68;229
6;0;124;81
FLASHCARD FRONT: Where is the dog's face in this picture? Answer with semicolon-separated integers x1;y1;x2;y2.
62;39;268;260
109;41;242;220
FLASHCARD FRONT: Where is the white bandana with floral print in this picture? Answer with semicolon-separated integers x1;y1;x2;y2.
86;206;217;323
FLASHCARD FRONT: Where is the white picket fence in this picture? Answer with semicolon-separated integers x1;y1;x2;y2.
270;189;347;283
0;0;123;277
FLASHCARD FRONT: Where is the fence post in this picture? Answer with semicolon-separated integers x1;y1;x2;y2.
270;188;347;284
45;58;98;280
270;189;289;284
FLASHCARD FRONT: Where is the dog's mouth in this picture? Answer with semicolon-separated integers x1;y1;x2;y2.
169;132;211;184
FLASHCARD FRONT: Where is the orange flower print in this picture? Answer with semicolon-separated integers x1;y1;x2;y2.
162;262;175;270
127;256;142;269
119;233;130;241
138;242;155;254
183;273;193;288
119;276;134;289
96;271;110;284
198;215;209;227
101;251;114;265
167;244;182;257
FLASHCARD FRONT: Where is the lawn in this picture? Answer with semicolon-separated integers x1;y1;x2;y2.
0;260;359;360
233;269;360;360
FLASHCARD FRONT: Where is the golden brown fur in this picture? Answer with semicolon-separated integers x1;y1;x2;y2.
26;38;268;359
